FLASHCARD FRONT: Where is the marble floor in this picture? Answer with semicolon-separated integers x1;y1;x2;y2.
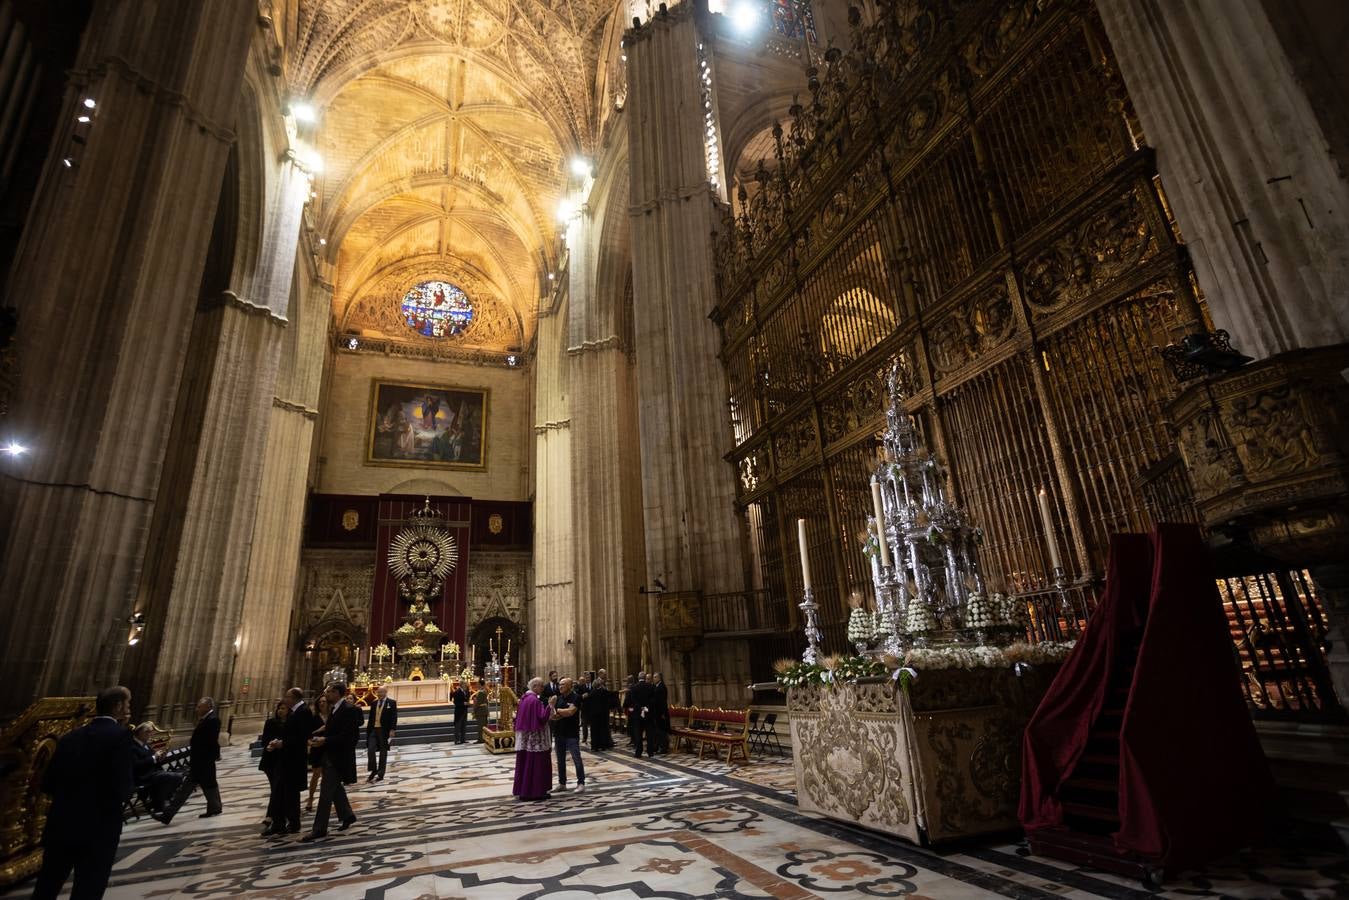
11;741;1347;899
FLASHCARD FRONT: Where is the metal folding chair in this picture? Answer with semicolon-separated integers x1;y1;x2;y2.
747;710;762;755
760;712;784;756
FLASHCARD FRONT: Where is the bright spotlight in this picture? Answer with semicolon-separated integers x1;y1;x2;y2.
556;198;576;222
2;441;27;457
730;0;761;34
82;98;96;109
290;101;317;123
570;156;592;178
296;147;324;173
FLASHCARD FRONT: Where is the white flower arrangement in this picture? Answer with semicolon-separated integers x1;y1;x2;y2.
898;640;1075;672
903;598;937;634
996;592;1028;627
847;607;874;645
872;608;894;639
964;591;996;629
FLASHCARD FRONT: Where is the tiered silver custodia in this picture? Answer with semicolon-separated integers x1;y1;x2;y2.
868;362;996;653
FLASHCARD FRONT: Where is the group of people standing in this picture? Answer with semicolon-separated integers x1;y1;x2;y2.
509;669;671;802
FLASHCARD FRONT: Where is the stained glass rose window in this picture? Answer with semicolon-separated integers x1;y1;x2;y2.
401;281;473;338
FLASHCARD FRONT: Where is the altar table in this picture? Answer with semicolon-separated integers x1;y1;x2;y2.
385;679;450;707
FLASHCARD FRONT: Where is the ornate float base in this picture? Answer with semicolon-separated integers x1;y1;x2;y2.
789;667;1054;845
482;726;515;754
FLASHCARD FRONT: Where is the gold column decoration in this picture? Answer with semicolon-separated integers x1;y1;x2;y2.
0;698;94;887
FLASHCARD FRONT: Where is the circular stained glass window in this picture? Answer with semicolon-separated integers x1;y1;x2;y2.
401;281;473;338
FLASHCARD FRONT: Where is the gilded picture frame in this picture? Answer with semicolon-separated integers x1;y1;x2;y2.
367;380;488;469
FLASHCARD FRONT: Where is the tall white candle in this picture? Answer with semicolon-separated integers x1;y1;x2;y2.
354;648;360;668
797;518;813;590
1037;486;1064;571
870;476;892;569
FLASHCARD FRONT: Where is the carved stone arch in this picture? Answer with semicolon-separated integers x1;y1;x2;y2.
588;152;633;353
229;81;266;302
722;92;798;200
299;616;367;652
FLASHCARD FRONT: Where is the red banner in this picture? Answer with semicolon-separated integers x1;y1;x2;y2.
370;494;471;652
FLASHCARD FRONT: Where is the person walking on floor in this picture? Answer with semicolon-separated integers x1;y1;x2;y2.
452;681;469;743
303;683;360;841
511;677;553;801
258;701;288;834
366;685;397;782
650;672;670;754
551;677;585;792
265;687;314;836
159;697;223;823
625;673;654;758
305;694;330;811
32;686;136;900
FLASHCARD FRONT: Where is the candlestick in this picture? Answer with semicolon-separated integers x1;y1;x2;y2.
797;518;812;590
799;587;823;665
1037;486;1063;571
870;476;892;569
505;638;510;659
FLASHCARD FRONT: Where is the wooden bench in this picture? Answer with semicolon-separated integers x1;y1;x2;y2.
669;706;750;764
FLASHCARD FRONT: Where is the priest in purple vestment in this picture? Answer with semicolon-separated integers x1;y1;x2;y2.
512;677;553;801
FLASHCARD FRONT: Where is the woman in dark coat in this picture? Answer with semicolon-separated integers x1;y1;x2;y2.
258;701;288;833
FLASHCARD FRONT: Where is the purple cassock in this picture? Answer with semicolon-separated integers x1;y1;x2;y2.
512;690;553;800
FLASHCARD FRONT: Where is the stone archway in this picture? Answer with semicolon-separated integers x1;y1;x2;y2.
299;617;367;690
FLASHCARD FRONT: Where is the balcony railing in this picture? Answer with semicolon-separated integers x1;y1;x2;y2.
702;589;788;635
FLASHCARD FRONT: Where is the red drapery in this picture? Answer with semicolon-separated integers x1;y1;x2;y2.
370;494;470;652
1019;532;1152;831
1114;523;1274;867
1020;524;1274;869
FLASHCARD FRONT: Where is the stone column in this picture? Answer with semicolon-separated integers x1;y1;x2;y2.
531;286;575;677
1095;0;1349;357
567;164;649;680
214;218;322;725
0;3;255;714
626;5;749;697
130;130;309;726
626;5;745;596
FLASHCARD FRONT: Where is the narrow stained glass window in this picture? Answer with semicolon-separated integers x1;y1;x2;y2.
401;281;473;338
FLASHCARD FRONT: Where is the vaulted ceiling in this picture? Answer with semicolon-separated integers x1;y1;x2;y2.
275;0;621;351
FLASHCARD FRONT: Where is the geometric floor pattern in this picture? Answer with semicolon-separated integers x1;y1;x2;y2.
9;741;1347;898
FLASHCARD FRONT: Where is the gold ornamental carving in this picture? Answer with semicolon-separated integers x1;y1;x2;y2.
341;509;360;531
1169;345;1349;562
0;698;94;888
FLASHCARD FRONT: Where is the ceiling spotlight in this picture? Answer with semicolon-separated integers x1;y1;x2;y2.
506;354;518;367
347;337;359;350
318;237;327;246
77;115;91;124
294;147;324;173
570;156;592;178
82;98;96;109
730;0;761;34
62;158;73;168
556;198;577;223
2;441;27;456
547;272;555;281
290;101;317;123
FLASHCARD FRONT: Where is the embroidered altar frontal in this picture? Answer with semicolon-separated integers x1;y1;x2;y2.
789;666;1056;845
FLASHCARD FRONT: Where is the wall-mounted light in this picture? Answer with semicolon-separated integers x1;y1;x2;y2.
506;354;518;367
347;337;359;351
2;440;27;457
82;98;96;109
570;156;592;178
127;611;145;646
556;198;577;223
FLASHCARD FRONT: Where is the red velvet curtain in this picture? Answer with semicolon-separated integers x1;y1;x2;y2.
1114;524;1275;867
1019;532;1153;830
370;495;471;652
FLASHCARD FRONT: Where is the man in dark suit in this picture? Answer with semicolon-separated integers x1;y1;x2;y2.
365;685;397;782
153;697;222;825
267;687;315;836
451;682;469;744
304;683;360;841
189;697;223;817
625;673;654;758
32;685;136;900
542;671;561;701
650;672;670;754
